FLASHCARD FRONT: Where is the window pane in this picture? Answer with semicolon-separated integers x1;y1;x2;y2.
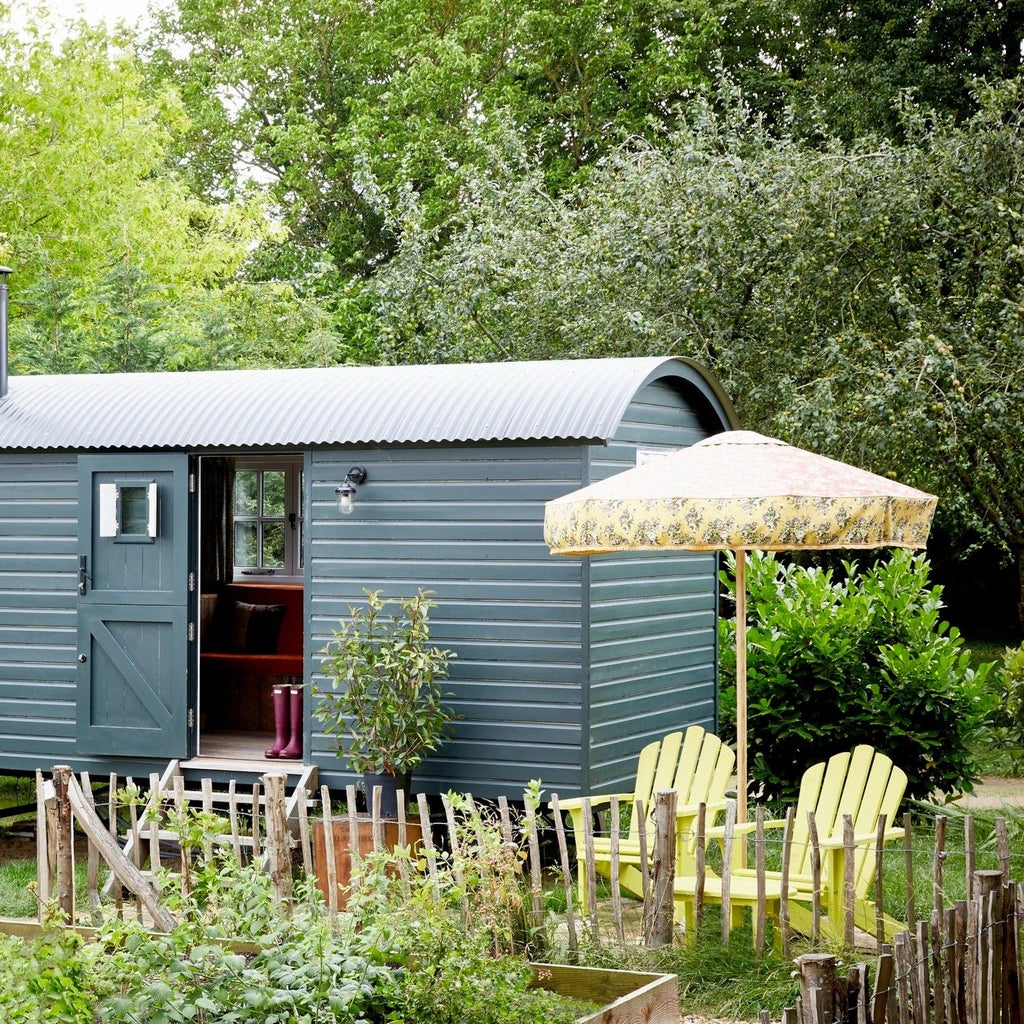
263;471;285;517
262;522;285;568
234;470;258;517
120;485;150;536
234;522;258;567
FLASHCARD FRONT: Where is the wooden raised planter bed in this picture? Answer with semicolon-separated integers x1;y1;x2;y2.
531;963;679;1024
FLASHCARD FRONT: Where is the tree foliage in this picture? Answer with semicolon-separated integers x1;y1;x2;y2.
0;6;363;372
701;0;1024;141
371;85;1024;619
146;0;718;281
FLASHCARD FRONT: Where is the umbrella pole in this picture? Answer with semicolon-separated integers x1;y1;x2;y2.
735;549;747;824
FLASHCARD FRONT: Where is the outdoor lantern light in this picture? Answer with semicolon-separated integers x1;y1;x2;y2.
335;466;367;515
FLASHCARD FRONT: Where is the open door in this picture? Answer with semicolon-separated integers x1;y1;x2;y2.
76;454;195;758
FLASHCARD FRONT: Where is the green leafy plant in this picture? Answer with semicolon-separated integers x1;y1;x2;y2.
994;642;1024;768
314;589;457;776
718;550;995;803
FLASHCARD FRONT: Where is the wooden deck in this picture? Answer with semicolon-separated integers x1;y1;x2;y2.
186;730;304;771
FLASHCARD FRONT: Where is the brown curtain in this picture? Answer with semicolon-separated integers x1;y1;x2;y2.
200;457;235;590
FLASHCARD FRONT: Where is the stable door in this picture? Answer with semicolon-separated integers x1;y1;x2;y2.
76;454;195;758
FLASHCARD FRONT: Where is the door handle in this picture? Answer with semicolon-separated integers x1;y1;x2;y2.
78;554;89;595
77;653;87;663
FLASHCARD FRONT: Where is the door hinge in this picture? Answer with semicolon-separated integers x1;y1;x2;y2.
188;621;196;642
188;708;195;729
188;571;196;593
189;472;196;493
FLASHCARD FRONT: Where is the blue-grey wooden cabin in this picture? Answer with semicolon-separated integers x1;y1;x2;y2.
0;357;738;798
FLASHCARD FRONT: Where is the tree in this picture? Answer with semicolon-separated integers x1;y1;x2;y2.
700;0;1024;141
369;86;1024;624
145;0;718;282
0;7;297;373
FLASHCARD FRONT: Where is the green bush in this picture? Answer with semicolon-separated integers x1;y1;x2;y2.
997;643;1024;763
718;550;994;804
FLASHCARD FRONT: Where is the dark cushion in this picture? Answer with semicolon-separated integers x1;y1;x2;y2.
228;601;286;654
200;593;219;640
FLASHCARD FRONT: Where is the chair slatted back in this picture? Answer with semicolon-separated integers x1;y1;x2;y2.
629;726;735;844
789;745;907;892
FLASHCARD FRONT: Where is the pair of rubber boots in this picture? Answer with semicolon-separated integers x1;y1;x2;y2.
265;684;302;759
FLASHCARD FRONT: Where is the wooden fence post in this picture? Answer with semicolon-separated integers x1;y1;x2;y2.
796;953;837;1024
51;765;76;924
643;789;676;948
904;811;917;937
262;773;293;905
721;799;736;945
35;768;52;917
549;794;579;954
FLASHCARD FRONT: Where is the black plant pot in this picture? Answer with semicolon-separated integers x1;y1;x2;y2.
363;770;411;818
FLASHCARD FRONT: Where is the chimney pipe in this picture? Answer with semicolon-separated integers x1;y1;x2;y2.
0;266;10;401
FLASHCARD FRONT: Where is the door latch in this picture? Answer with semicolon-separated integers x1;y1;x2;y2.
78;555;90;596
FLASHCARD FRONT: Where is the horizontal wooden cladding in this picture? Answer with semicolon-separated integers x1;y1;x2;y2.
590;629;715;668
448;699;584;726
0;718;75;750
0;695;73;720
317;450;584;478
0;618;74;643
590;662;714;702
313;521;543;543
310;598;581;627
589;552;716;582
0;662;75;681
589;682;717;731
313;562;575;589
413;761;582;794
0;679;75;701
589;642;713;681
0;519;77;539
310;538;550;562
0;454;77;477
0;556;76;579
0;640;75;663
310;578;579;604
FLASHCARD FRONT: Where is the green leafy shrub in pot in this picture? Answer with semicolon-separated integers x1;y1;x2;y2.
718;550;995;804
314;589;456;781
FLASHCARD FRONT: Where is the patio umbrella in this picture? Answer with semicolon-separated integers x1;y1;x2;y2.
543;430;937;820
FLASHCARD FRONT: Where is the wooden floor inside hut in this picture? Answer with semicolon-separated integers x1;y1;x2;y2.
187;731;303;768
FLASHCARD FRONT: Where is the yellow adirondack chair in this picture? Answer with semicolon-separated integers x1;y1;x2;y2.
703;744;907;942
553;725;736;902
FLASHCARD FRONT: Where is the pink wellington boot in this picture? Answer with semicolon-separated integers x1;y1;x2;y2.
279;686;303;759
264;685;289;758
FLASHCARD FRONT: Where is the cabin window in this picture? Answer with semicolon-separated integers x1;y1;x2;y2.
233;457;303;580
98;480;158;541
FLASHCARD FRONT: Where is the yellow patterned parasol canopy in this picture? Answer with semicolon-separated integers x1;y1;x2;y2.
544;430;937;819
544;431;936;555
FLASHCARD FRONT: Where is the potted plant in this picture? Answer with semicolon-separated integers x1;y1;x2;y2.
314;588;456;818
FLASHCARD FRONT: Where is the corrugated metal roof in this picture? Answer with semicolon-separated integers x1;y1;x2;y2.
0;357;735;452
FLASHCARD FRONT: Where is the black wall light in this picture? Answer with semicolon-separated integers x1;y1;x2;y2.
335;466;368;515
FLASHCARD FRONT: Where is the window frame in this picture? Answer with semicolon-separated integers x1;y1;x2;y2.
232;455;304;582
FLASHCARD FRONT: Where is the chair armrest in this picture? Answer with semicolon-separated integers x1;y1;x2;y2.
705;818;788;840
549;793;633;813
818;827;904;849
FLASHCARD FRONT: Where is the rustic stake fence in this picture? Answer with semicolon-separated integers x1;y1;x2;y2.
780;867;1024;1023
27;765;1024;1024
